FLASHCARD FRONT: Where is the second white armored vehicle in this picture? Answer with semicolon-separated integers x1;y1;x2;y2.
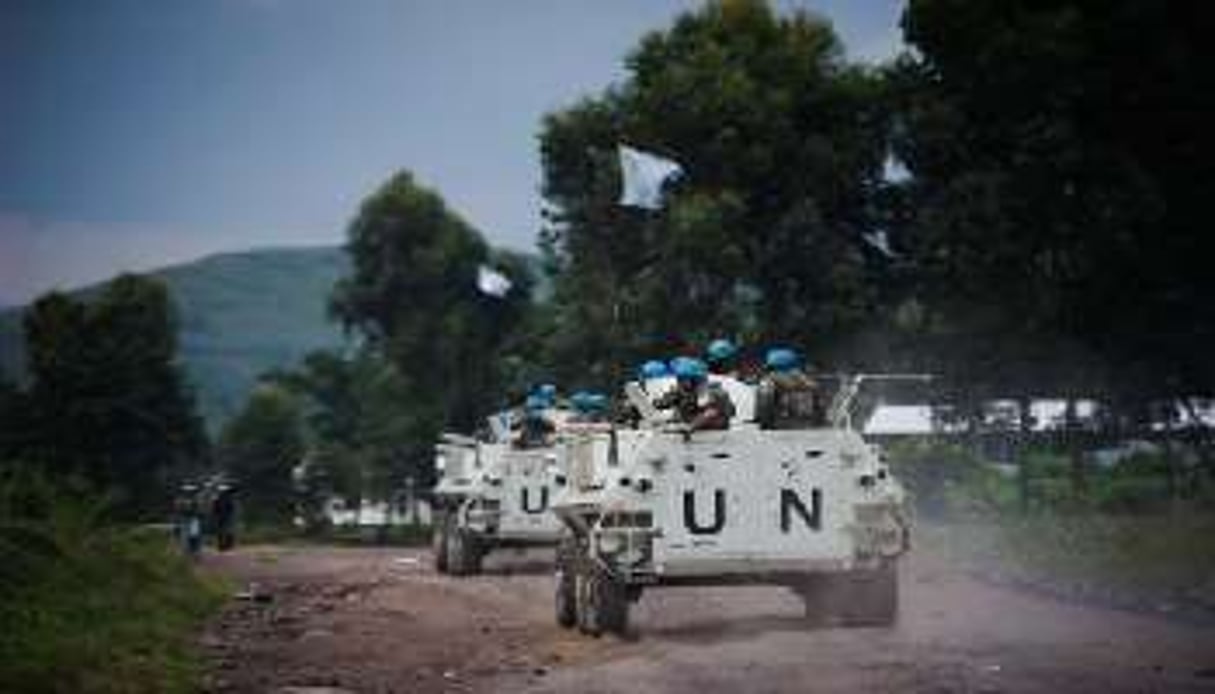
432;409;567;576
551;374;914;636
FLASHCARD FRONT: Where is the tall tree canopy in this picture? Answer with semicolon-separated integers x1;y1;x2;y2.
268;347;436;501
894;0;1213;405
216;385;304;524
330;171;534;436
539;0;893;384
14;275;207;516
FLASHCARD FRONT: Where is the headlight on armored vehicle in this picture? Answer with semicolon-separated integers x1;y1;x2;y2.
597;532;625;555
619;535;652;567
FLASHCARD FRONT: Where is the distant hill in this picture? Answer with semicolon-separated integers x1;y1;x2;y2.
0;244;548;433
0;246;351;430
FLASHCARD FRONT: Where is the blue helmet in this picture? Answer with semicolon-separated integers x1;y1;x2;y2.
639;359;670;380
764;347;800;372
534;383;558;404
524;394;547;412
571;390;608;413
670;356;708;383
705;338;737;364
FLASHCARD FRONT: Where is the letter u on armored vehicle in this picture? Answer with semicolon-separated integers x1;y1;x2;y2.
550;370;920;637
431;401;570;576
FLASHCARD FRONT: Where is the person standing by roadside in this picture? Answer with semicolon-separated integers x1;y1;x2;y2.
175;484;203;559
212;484;237;551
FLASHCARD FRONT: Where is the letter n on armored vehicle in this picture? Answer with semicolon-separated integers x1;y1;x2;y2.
550;374;919;637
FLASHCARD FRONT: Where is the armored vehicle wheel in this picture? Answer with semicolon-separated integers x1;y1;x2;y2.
432;514;450;574
576;563;629;637
793;574;833;626
795;561;898;627
555;566;577;628
841;561;897;626
465;535;485;574
554;537;577;628
445;524;463;575
446;526;469;575
446;528;484;576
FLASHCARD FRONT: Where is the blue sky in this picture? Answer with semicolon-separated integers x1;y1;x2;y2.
0;0;904;306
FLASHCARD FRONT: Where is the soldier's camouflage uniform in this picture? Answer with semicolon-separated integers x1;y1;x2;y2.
756;370;824;429
655;382;735;430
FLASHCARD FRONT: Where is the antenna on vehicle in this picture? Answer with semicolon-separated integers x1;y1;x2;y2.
624;381;663;425
828;374;934;430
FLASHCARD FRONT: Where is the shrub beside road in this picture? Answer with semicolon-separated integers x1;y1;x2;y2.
0;474;226;694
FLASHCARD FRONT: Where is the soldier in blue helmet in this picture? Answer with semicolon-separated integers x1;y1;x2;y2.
639;359;670;383
618;360;674;428
654;357;735;431
516;393;556;447
535;383;558;406
756;347;824;429
569;390;610;423
704;338;739;376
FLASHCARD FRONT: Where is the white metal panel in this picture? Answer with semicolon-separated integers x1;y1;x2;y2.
645;429;862;572
491;447;564;538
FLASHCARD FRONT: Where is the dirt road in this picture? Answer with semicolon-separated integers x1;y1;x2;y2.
200;545;1215;693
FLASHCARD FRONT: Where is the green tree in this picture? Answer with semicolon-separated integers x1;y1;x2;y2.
270;347;439;505
217;385;305;524
539;0;893;384
330;171;533;445
0;372;28;462
893;0;1213;495
18;277;207;516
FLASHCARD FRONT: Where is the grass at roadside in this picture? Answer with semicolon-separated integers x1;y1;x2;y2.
1;478;227;694
920;514;1215;615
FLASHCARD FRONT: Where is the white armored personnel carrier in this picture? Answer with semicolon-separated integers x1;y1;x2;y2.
550;374;915;636
431;409;568;576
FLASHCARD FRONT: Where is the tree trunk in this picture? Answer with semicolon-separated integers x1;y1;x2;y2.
1161;400;1179;512
1065;398;1086;502
1017;396;1033;514
1180;398;1212;496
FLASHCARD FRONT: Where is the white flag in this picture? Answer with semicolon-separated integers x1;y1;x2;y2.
476;265;512;298
883;153;910;183
862;229;898;258
618;144;684;210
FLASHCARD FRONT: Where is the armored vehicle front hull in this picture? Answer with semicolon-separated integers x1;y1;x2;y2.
551;426;908;636
433;438;564;575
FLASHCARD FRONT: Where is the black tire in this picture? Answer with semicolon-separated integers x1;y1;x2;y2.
577;563;629;637
432;514;450;574
446;524;467;576
793;573;834;626
575;570;599;636
555;566;577;628
795;562;898;627
465;535;485;575
447;528;483;577
555;537;577;628
843;561;898;626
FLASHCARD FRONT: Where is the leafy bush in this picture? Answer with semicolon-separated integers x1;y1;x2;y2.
885;439;1017;518
0;468;224;694
893;441;1215;517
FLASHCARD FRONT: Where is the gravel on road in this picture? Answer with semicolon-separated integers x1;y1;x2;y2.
199;544;1215;693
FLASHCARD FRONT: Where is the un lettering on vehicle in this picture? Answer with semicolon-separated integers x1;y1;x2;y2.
680;486;822;535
